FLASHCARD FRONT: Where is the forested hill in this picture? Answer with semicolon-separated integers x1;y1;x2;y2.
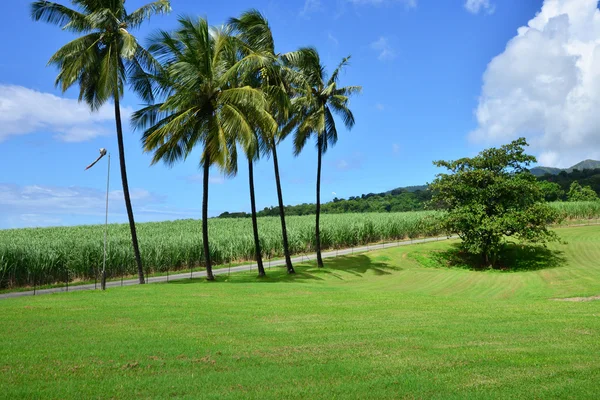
217;166;600;219
530;159;600;177
537;168;600;199
218;187;432;218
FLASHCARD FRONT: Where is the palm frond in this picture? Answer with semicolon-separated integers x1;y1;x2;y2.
328;96;355;130
229;9;275;54
327;55;351;86
323;106;338;153
125;0;171;29
30;1;91;32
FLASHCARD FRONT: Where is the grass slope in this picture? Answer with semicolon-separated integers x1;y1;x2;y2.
1;226;600;399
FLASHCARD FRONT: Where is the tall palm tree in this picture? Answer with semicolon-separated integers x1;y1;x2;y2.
31;0;171;284
243;128;267;277
132;16;276;280
287;49;361;267
229;10;302;274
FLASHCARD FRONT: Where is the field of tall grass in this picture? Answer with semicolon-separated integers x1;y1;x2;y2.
1;201;598;289
0;211;443;288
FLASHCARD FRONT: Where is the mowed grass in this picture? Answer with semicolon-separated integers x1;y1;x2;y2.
1;226;600;399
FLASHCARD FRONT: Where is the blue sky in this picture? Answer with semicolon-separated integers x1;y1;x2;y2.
1;0;599;228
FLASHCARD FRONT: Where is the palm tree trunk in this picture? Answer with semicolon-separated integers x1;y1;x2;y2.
202;155;214;281
114;94;145;284
248;157;266;277
315;135;324;268
271;142;295;274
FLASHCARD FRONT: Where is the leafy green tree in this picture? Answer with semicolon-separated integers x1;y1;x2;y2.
538;181;564;202
132;17;276;280
286;49;361;267
430;138;560;267
567;181;599;202
31;0;171;284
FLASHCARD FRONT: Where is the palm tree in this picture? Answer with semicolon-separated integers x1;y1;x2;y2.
31;0;171;284
229;10;302;274
243;128;267;277
132;16;276;280
287;49;361;267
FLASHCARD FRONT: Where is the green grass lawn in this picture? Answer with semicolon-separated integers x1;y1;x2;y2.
1;226;599;399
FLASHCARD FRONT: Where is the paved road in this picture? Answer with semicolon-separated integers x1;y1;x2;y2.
0;235;455;300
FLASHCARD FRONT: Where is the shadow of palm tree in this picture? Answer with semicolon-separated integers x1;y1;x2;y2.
166;254;402;284
318;255;401;276
426;243;566;272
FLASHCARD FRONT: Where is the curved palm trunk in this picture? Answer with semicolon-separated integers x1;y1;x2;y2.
271;142;295;274
114;94;145;284
202;155;214;281
315;135;324;268
248;158;266;276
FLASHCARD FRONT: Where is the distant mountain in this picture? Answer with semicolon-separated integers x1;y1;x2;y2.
567;159;600;172
530;159;600;177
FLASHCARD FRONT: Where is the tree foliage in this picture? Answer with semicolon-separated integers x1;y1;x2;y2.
567;181;599;202
430;138;561;267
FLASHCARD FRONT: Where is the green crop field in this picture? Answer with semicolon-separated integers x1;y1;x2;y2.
0;202;599;289
1;225;599;399
0;211;444;288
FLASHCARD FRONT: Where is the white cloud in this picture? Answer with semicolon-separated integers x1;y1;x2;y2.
0;85;133;143
470;0;600;167
0;183;185;228
464;0;496;15
371;37;396;61
337;160;349;170
335;153;363;171
328;32;339;46
392;143;400;154
300;0;322;16
375;103;385;111
348;0;417;8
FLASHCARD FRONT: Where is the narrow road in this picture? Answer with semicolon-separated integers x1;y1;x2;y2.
0;235;454;300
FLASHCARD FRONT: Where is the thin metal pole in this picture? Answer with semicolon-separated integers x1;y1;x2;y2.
102;154;110;291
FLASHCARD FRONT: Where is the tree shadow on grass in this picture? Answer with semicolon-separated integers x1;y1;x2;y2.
319;254;401;277
422;243;567;272
166;254;401;284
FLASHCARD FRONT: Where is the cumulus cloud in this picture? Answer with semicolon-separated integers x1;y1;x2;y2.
464;0;496;15
371;37;396;60
0;183;197;228
0;85;133;143
470;0;600;167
